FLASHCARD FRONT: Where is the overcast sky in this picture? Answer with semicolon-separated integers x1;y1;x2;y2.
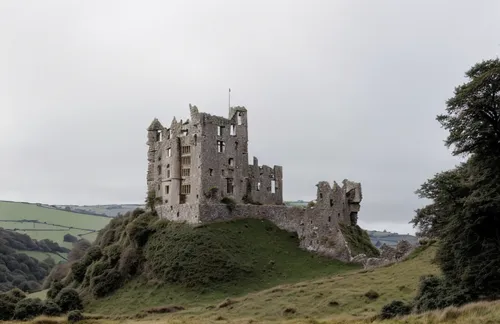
1;0;498;234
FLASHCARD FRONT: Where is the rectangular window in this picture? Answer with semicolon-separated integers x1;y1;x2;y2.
181;156;191;165
257;181;261;191
166;169;171;178
182;168;190;177
237;112;243;125
181;129;188;137
181;184;191;194
227;178;233;194
156;130;162;142
165;185;170;194
182;146;191;155
157;165;162;175
217;141;225;153
217;125;224;136
271;180;276;193
166;148;172;157
230;125;236;136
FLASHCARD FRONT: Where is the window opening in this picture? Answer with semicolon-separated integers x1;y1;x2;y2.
181;156;191;165
328;216;331;222
182;168;190;177
181;129;188;136
181;184;191;194
157;165;162;175
221;169;225;176
227;178;234;194
330;199;334;207
166;148;172;157
235;141;239;150
209;168;213;176
217;126;225;136
237;112;243;125
228;158;234;167
194;134;197;146
257;181;261;191
271;180;276;193
156;130;162;141
230;125;236;136
182;146;191;155
166;129;171;139
217;141;226;153
165;185;170;194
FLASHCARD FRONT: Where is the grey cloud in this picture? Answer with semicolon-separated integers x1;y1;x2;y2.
1;0;498;234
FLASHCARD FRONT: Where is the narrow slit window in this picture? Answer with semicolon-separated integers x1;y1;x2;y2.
237;112;243;125
227;178;233;194
166;148;172;157
209;168;213;176
157;165;162;175
228;158;234;167
165;185;170;194
257;181;261;191
330;199;334;207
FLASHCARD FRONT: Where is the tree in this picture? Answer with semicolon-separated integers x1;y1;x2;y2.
145;189;162;215
413;58;500;306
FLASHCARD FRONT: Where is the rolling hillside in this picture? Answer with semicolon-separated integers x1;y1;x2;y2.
0;201;111;249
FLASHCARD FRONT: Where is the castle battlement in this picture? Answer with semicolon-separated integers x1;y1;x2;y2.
146;104;363;261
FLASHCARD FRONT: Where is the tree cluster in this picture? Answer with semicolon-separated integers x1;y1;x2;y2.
0;228;69;254
405;58;500;314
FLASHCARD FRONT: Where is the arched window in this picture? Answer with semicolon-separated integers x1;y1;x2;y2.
228;158;234;167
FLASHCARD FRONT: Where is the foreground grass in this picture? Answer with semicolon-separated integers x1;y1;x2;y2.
86;218;360;316
0;201;111;247
86;244;438;323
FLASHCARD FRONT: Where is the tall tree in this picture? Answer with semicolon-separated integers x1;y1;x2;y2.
413;58;500;301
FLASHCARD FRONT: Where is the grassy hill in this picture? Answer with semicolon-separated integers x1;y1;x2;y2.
0;201;111;249
51;212;367;316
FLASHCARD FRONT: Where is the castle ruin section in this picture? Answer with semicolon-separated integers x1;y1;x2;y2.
146;104;366;262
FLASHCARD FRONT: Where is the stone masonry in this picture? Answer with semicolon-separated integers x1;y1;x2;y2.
147;105;363;261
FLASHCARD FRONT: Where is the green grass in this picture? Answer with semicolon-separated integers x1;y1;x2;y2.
85;218;360;315
27;289;48;301
340;223;380;257
87;243;439;323
0;201;111;247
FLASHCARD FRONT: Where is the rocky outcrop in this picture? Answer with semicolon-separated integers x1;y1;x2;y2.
354;240;416;269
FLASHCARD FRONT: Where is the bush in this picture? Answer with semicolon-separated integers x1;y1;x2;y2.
380;300;411;319
13;298;45;320
67;310;84;323
118;246;141;276
413;275;473;312
64;234;78;243
0;298;15;320
364;289;379;300
55;288;83;312
90;269;123;297
42;300;62;316
47;280;64;300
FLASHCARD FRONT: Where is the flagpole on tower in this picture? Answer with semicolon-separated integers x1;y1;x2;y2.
228;88;231;111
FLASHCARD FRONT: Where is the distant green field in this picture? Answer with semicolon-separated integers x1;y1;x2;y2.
0;201;111;248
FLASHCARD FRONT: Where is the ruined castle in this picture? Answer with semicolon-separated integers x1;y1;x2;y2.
147;105;363;261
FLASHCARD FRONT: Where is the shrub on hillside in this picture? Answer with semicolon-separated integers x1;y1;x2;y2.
118;246;141;276
67;310;84;323
364;289;379;300
413;275;473;312
42;300;62;316
47;280;64;300
0;297;16;320
379;300;411;319
126;213;156;247
13;298;45;320
90;269;123;297
55;288;83;312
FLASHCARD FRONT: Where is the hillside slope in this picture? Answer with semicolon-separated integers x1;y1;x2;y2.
0;201;111;248
53;210;362;315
